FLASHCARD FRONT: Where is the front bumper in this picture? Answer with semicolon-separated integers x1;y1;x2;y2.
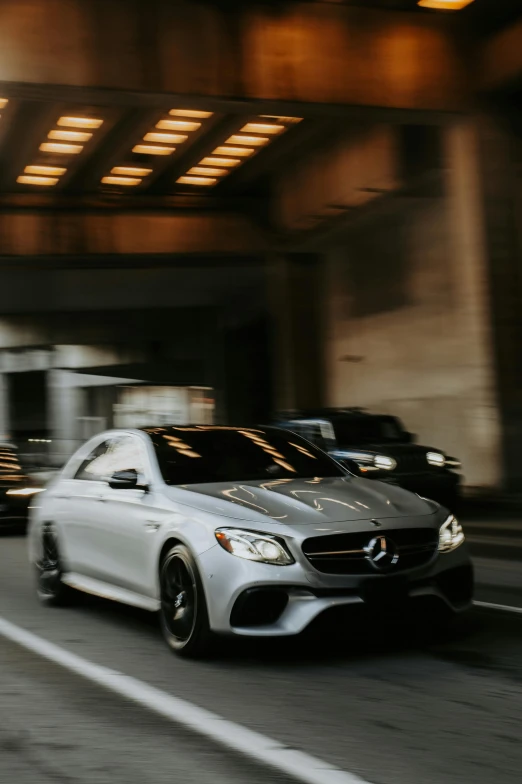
198;541;473;637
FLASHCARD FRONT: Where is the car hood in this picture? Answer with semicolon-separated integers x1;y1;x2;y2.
168;476;436;525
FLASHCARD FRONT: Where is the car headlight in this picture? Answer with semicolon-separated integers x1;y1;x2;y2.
215;528;294;565
374;455;397;471
438;515;465;552
427;451;445;467
6;487;45;496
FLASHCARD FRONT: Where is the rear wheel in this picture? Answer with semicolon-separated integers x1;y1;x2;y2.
159;544;213;658
36;523;75;606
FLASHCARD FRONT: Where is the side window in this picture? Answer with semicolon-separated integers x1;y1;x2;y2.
105;437;147;478
74;437;147;482
74;440;112;481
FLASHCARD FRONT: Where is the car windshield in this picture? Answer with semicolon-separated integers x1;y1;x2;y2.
0;445;24;479
332;416;408;446
144;426;345;485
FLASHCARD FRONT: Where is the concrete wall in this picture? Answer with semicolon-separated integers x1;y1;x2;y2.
323;126;502;488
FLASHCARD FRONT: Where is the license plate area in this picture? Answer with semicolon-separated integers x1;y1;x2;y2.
361;575;407;606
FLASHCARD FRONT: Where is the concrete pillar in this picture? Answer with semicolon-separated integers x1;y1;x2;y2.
267;254;325;413
444;119;503;489
0;374;10;441
471;114;522;490
47;369;82;466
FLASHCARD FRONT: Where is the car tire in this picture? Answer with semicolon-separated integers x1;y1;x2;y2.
35;522;76;607
159;544;214;658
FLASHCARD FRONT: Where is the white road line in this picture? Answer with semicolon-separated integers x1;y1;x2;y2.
0;616;368;784
474;600;522;614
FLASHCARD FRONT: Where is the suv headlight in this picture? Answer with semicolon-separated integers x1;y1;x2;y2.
215;528;294;565
438;515;465;552
427;451;445;467
6;487;44;496
374;455;397;470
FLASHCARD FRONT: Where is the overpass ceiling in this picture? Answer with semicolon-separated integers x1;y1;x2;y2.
1;101;316;205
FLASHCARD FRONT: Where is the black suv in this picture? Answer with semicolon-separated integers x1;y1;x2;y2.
275;409;461;510
0;443;43;531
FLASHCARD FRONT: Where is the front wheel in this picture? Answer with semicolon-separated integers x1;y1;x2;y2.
35;523;75;606
159;544;214;658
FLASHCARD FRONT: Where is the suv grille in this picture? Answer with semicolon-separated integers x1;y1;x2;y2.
302;528;438;575
395;453;430;474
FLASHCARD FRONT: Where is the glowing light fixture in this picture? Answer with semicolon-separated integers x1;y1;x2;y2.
200;156;241;167
226;135;269;147
188;166;229;177
417;0;474;8
48;129;93;142
162;119;201;132
213;146;254;157
143;131;187;144
241;123;285;135
17;175;59;186
102;176;142;186
132;144;174;155
177;175;217;186
156;119;197;133
0;99;9;109
58;116;103;129
24;165;66;176
169;109;213;118
39;142;83;154
111;166;152;177
260;115;302;124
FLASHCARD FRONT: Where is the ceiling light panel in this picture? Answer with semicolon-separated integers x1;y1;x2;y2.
24;165;66;176
48;129;93;142
20;112;104;187
169;109;213;118
226;135;269;147
418;0;474;7
176;175;216;186
143;132;188;144
111;166;152;177
200;156;241;167
175;114;302;191
101;176;142;186
17;175;58;186
58;116;103;129
39;142;83;154
103;108;215;190
132;144;175;155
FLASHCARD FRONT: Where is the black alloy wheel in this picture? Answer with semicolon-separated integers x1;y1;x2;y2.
159;544;213;657
36;523;74;606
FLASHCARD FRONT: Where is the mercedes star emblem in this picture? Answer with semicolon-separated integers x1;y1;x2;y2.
364;536;399;570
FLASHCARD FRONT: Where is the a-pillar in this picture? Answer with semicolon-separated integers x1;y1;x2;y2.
267;254;325;413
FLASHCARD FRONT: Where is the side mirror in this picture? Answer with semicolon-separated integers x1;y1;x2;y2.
108;469;146;490
404;432;415;444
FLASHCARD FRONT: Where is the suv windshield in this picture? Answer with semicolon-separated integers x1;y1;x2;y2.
144;426;344;485
332;416;408;446
0;445;23;479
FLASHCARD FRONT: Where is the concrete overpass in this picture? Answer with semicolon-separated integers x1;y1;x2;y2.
0;0;521;491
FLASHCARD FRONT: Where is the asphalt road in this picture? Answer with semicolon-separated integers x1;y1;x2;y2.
0;530;521;784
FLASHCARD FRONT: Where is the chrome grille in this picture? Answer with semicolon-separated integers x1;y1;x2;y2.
302;528;438;575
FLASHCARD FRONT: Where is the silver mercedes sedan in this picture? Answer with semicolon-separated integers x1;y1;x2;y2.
28;425;473;657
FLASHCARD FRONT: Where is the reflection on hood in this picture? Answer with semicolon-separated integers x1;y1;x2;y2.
171;476;435;525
